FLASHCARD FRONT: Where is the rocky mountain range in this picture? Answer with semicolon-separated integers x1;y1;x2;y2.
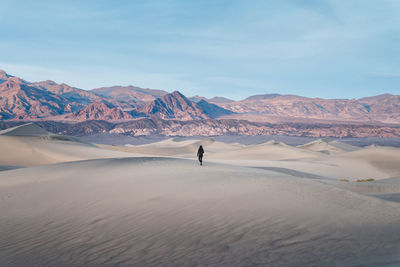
1;119;399;138
0;69;399;138
65;102;135;121
0;70;231;121
216;93;400;124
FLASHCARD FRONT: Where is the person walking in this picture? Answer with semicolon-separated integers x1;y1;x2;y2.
197;145;204;166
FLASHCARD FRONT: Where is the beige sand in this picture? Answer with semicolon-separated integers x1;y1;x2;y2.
298;138;361;153
1;124;400;266
98;138;244;158
106;138;400;181
0;124;144;167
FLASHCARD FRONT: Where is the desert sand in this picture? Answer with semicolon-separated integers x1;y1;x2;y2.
1;124;400;266
0;123;143;167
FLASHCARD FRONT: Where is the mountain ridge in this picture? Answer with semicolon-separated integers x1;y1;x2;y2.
138;91;227;120
0;70;399;125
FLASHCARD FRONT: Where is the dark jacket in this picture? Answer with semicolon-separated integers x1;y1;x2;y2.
197;146;204;156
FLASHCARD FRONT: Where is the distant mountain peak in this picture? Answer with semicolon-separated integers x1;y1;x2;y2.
159;91;194;109
170;90;187;100
7;76;25;83
66;101;133;121
171;90;183;96
139;91;209;120
0;69;12;80
1;76;26;90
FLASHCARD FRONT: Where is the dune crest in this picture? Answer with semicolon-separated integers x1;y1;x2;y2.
0;123;51;136
298;138;360;153
0;124;140;167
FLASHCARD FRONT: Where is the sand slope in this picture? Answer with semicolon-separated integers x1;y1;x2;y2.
298;138;360;154
0;123;51;136
100;137;400;181
208;140;321;161
1;124;400;265
99;137;244;158
0;123;141;167
1;157;400;266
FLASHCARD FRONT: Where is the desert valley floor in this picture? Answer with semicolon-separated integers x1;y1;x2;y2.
1;123;400;266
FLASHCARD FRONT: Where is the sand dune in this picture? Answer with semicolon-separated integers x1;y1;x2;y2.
0;122;51;136
99;137;244;158
0;123;141;167
100;137;400;181
298;138;360;154
2;124;400;265
341;146;400;177
110;138;319;160
2;157;400;266
207;140;321;161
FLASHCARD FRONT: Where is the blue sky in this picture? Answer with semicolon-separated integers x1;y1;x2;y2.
0;0;399;99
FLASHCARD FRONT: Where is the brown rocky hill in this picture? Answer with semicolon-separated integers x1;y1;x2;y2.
34;80;101;104
0;75;69;119
358;94;400;123
0;71;232;121
137;91;234;120
196;99;235;118
65;102;134;121
0;70;231;121
216;94;400;124
34;80;136;110
0;70;11;82
139;91;210;120
0;70;136;120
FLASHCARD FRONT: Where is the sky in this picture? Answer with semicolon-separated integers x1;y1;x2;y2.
0;0;399;100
